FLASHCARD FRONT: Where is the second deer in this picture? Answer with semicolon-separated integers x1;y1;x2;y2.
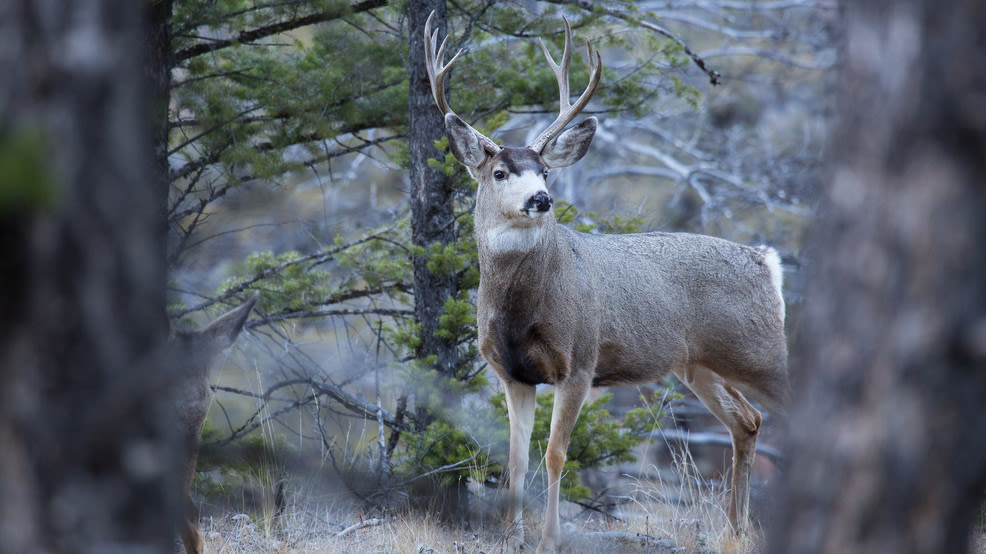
424;14;788;553
171;294;258;554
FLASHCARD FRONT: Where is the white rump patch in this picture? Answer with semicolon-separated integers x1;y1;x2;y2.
761;246;785;323
485;224;545;253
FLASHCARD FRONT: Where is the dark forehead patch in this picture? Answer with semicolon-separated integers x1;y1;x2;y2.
495;147;545;175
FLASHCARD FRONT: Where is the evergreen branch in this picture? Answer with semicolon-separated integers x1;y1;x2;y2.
167;105;264;157
169;225;398;318
169;144;227;181
167;112;399;181
671;0;836;9
167;130;399;188
170;77;402;129
224;0;328;22
170;114;275;127
172;1;323;36
174;0;388;62
322;283;412;304
171;69;252;89
253;307;413;326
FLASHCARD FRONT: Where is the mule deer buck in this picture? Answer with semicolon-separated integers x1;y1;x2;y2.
170;294;258;554
424;14;788;552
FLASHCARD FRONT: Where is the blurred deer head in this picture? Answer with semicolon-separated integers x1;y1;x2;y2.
171;293;257;554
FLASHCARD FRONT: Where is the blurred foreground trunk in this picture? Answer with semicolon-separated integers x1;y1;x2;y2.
769;1;986;553
0;1;178;551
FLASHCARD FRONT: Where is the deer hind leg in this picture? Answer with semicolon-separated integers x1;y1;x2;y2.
180;492;203;554
503;380;536;550
537;375;591;554
678;365;762;534
178;432;204;554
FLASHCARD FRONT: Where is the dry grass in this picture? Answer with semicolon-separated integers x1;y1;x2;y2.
619;446;764;554
193;414;986;554
196;443;770;554
199;505;505;553
974;533;986;554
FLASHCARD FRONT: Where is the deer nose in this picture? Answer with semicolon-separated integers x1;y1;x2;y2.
526;191;553;213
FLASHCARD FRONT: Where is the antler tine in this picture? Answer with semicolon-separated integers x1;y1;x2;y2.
424;11;463;116
423;11;501;155
538;17;573;113
530;18;603;153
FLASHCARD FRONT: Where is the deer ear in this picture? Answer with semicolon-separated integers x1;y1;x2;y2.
202;293;258;351
445;114;497;169
539;117;596;168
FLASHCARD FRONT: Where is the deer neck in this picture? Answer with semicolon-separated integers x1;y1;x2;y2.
476;219;569;304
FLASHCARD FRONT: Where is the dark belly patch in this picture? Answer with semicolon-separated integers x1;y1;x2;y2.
504;336;544;385
499;325;567;385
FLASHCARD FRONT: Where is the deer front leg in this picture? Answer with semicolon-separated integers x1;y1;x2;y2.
537;375;591;554
503;380;536;550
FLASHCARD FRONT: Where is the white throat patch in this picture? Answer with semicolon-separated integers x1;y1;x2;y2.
484;224;545;254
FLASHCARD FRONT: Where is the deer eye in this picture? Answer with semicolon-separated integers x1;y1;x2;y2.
493;170;507;180
542;168;549;178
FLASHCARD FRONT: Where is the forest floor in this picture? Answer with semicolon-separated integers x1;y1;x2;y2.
195;456;768;554
195;463;986;554
198;502;986;554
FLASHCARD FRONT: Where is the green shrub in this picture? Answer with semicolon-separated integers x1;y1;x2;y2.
490;387;675;502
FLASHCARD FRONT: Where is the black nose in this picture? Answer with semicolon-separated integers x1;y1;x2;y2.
526;191;553;213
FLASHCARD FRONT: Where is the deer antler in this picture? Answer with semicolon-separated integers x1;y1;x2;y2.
529;17;602;153
424;11;500;154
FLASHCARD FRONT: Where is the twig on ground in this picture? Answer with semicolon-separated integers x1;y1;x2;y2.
335;517;385;538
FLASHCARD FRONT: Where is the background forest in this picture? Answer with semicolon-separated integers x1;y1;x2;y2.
5;1;986;553
163;0;834;548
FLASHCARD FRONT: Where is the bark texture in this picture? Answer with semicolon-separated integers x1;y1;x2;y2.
769;1;986;553
0;1;178;551
405;0;472;519
407;0;460;387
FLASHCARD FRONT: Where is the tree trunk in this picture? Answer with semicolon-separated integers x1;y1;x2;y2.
407;0;460;397
406;0;472;520
148;0;174;195
769;1;986;553
0;1;178;551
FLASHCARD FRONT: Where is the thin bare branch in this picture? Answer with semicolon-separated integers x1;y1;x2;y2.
541;0;722;85
636;19;721;85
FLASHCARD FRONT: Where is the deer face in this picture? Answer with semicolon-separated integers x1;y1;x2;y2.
445;114;597;239
484;147;552;225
